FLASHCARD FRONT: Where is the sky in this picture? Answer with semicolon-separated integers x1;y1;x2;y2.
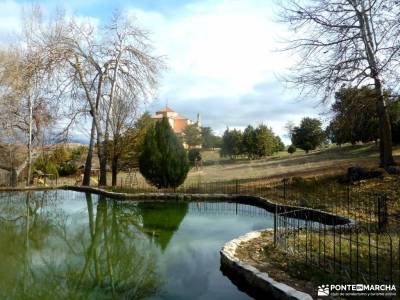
0;0;325;144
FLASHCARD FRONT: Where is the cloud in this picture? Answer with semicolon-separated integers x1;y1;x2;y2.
0;0;23;43
146;78;320;140
129;0;293;97
129;0;321;143
0;0;324;145
0;0;102;44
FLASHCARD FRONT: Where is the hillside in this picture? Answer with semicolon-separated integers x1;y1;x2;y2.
184;144;400;183
16;143;400;187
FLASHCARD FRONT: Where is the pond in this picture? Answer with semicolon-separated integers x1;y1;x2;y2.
0;190;274;300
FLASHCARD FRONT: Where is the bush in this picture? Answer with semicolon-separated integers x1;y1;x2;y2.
291;117;326;153
188;148;202;165
275;135;285;152
71;145;86;160
139;116;189;188
221;125;283;159
51;146;70;164
32;155;58;179
288;145;296;154
57;163;77;176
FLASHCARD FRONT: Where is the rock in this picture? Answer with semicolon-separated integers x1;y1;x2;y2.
370;167;388;178
347;167;385;182
347;167;369;182
386;166;400;175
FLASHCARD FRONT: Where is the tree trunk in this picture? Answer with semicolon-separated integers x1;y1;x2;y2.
98;153;107;186
26;95;33;186
355;5;395;167
83;120;96;186
374;79;395;167
10;168;18;187
97;131;107;186
103;58;120;180
111;155;118;187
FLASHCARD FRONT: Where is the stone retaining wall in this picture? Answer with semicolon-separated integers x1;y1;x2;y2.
0;186;60;192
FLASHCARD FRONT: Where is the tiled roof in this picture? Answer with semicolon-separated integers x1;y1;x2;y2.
158;106;175;113
152;113;188;120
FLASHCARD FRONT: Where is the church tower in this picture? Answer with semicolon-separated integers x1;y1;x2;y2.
196;113;202;127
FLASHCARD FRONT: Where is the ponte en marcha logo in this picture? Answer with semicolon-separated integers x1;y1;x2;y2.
317;284;397;297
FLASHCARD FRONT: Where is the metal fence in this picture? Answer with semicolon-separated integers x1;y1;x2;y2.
275;190;399;286
115;175;394;226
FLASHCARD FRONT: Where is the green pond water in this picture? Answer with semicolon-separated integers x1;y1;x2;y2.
0;190;274;300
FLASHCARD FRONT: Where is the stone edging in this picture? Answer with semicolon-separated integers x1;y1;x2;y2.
63;186;355;227
64;185;237;201
220;229;313;300
0;186;60;192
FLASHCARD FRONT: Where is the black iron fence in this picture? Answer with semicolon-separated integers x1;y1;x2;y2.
274;189;399;286
115;175;395;228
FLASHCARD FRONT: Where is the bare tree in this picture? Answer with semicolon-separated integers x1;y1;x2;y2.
102;11;162;186
108;93;137;186
0;7;163;187
43;11;163;186
284;120;295;141
0;5;59;186
278;0;400;167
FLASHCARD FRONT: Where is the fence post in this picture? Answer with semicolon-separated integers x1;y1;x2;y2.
378;193;388;232
283;178;287;200
274;204;277;247
235;179;239;194
347;184;351;216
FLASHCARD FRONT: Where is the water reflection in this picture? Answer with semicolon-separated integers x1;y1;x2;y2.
0;191;273;300
137;202;188;251
0;191;161;300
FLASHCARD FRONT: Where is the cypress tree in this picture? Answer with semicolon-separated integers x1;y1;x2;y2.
139;116;189;188
242;125;256;159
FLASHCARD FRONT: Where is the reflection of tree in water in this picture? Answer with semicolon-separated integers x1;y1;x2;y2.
0;191;59;296
0;191;161;300
137;202;188;251
71;194;161;300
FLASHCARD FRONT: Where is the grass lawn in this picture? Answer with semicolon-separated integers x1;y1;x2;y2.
54;143;400;190
264;228;400;289
187;143;400;183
